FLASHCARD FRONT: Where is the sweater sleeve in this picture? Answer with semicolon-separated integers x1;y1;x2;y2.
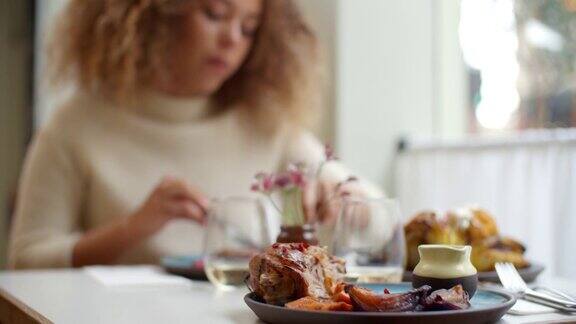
283;129;384;198
8;127;84;269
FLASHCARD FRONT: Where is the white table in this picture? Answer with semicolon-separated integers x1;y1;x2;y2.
0;268;575;324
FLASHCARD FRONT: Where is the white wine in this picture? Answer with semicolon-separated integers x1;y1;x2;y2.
204;261;249;290
345;266;403;284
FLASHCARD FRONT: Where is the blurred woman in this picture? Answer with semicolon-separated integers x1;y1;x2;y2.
9;0;381;269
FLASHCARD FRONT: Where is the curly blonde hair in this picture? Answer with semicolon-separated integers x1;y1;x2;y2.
48;0;322;130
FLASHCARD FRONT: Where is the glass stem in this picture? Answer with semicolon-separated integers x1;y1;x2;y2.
282;188;305;226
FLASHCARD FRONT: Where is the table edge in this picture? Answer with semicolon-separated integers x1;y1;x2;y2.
0;287;53;324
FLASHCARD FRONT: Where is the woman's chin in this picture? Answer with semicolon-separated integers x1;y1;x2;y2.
158;84;219;98
184;79;226;97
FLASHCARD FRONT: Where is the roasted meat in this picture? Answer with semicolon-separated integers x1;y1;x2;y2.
345;284;431;312
248;243;345;305
421;284;471;310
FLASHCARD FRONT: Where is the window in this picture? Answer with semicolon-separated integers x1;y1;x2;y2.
460;0;576;131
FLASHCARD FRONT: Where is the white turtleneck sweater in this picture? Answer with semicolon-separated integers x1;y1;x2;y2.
8;92;381;269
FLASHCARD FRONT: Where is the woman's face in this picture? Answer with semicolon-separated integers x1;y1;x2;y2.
158;0;263;97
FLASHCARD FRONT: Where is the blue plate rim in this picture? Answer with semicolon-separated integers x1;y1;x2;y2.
244;283;516;317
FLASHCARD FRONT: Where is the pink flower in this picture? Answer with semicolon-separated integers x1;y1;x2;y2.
250;144;357;226
324;144;337;161
274;175;292;188
262;176;275;191
289;172;306;187
253;172;276;193
251;168;308;225
287;163;307;188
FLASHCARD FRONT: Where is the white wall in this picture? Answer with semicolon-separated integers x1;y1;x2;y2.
295;0;337;143
434;0;467;138
34;0;67;128
335;0;437;193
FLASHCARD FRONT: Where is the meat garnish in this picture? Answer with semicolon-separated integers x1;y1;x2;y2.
421;285;471;310
248;243;345;305
285;297;353;312
332;283;352;304
345;284;432;312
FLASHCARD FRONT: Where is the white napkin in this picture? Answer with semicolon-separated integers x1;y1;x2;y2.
85;266;192;289
508;299;558;315
506;300;576;324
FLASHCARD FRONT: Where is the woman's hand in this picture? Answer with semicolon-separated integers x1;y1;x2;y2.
303;177;373;225
127;176;210;238
303;180;337;225
72;176;209;267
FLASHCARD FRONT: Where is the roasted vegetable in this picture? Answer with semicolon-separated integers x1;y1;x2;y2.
285;297;353;312
421;285;471;311
446;207;499;243
404;211;465;269
471;237;528;272
332;283;352;304
405;207;529;272
345;284;431;312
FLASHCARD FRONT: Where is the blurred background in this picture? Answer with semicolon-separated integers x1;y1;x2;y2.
1;0;575;277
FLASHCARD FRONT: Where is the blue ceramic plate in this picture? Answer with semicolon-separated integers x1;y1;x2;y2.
244;283;516;324
161;255;207;280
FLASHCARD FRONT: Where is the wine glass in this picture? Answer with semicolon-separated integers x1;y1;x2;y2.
331;197;405;283
203;196;270;290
